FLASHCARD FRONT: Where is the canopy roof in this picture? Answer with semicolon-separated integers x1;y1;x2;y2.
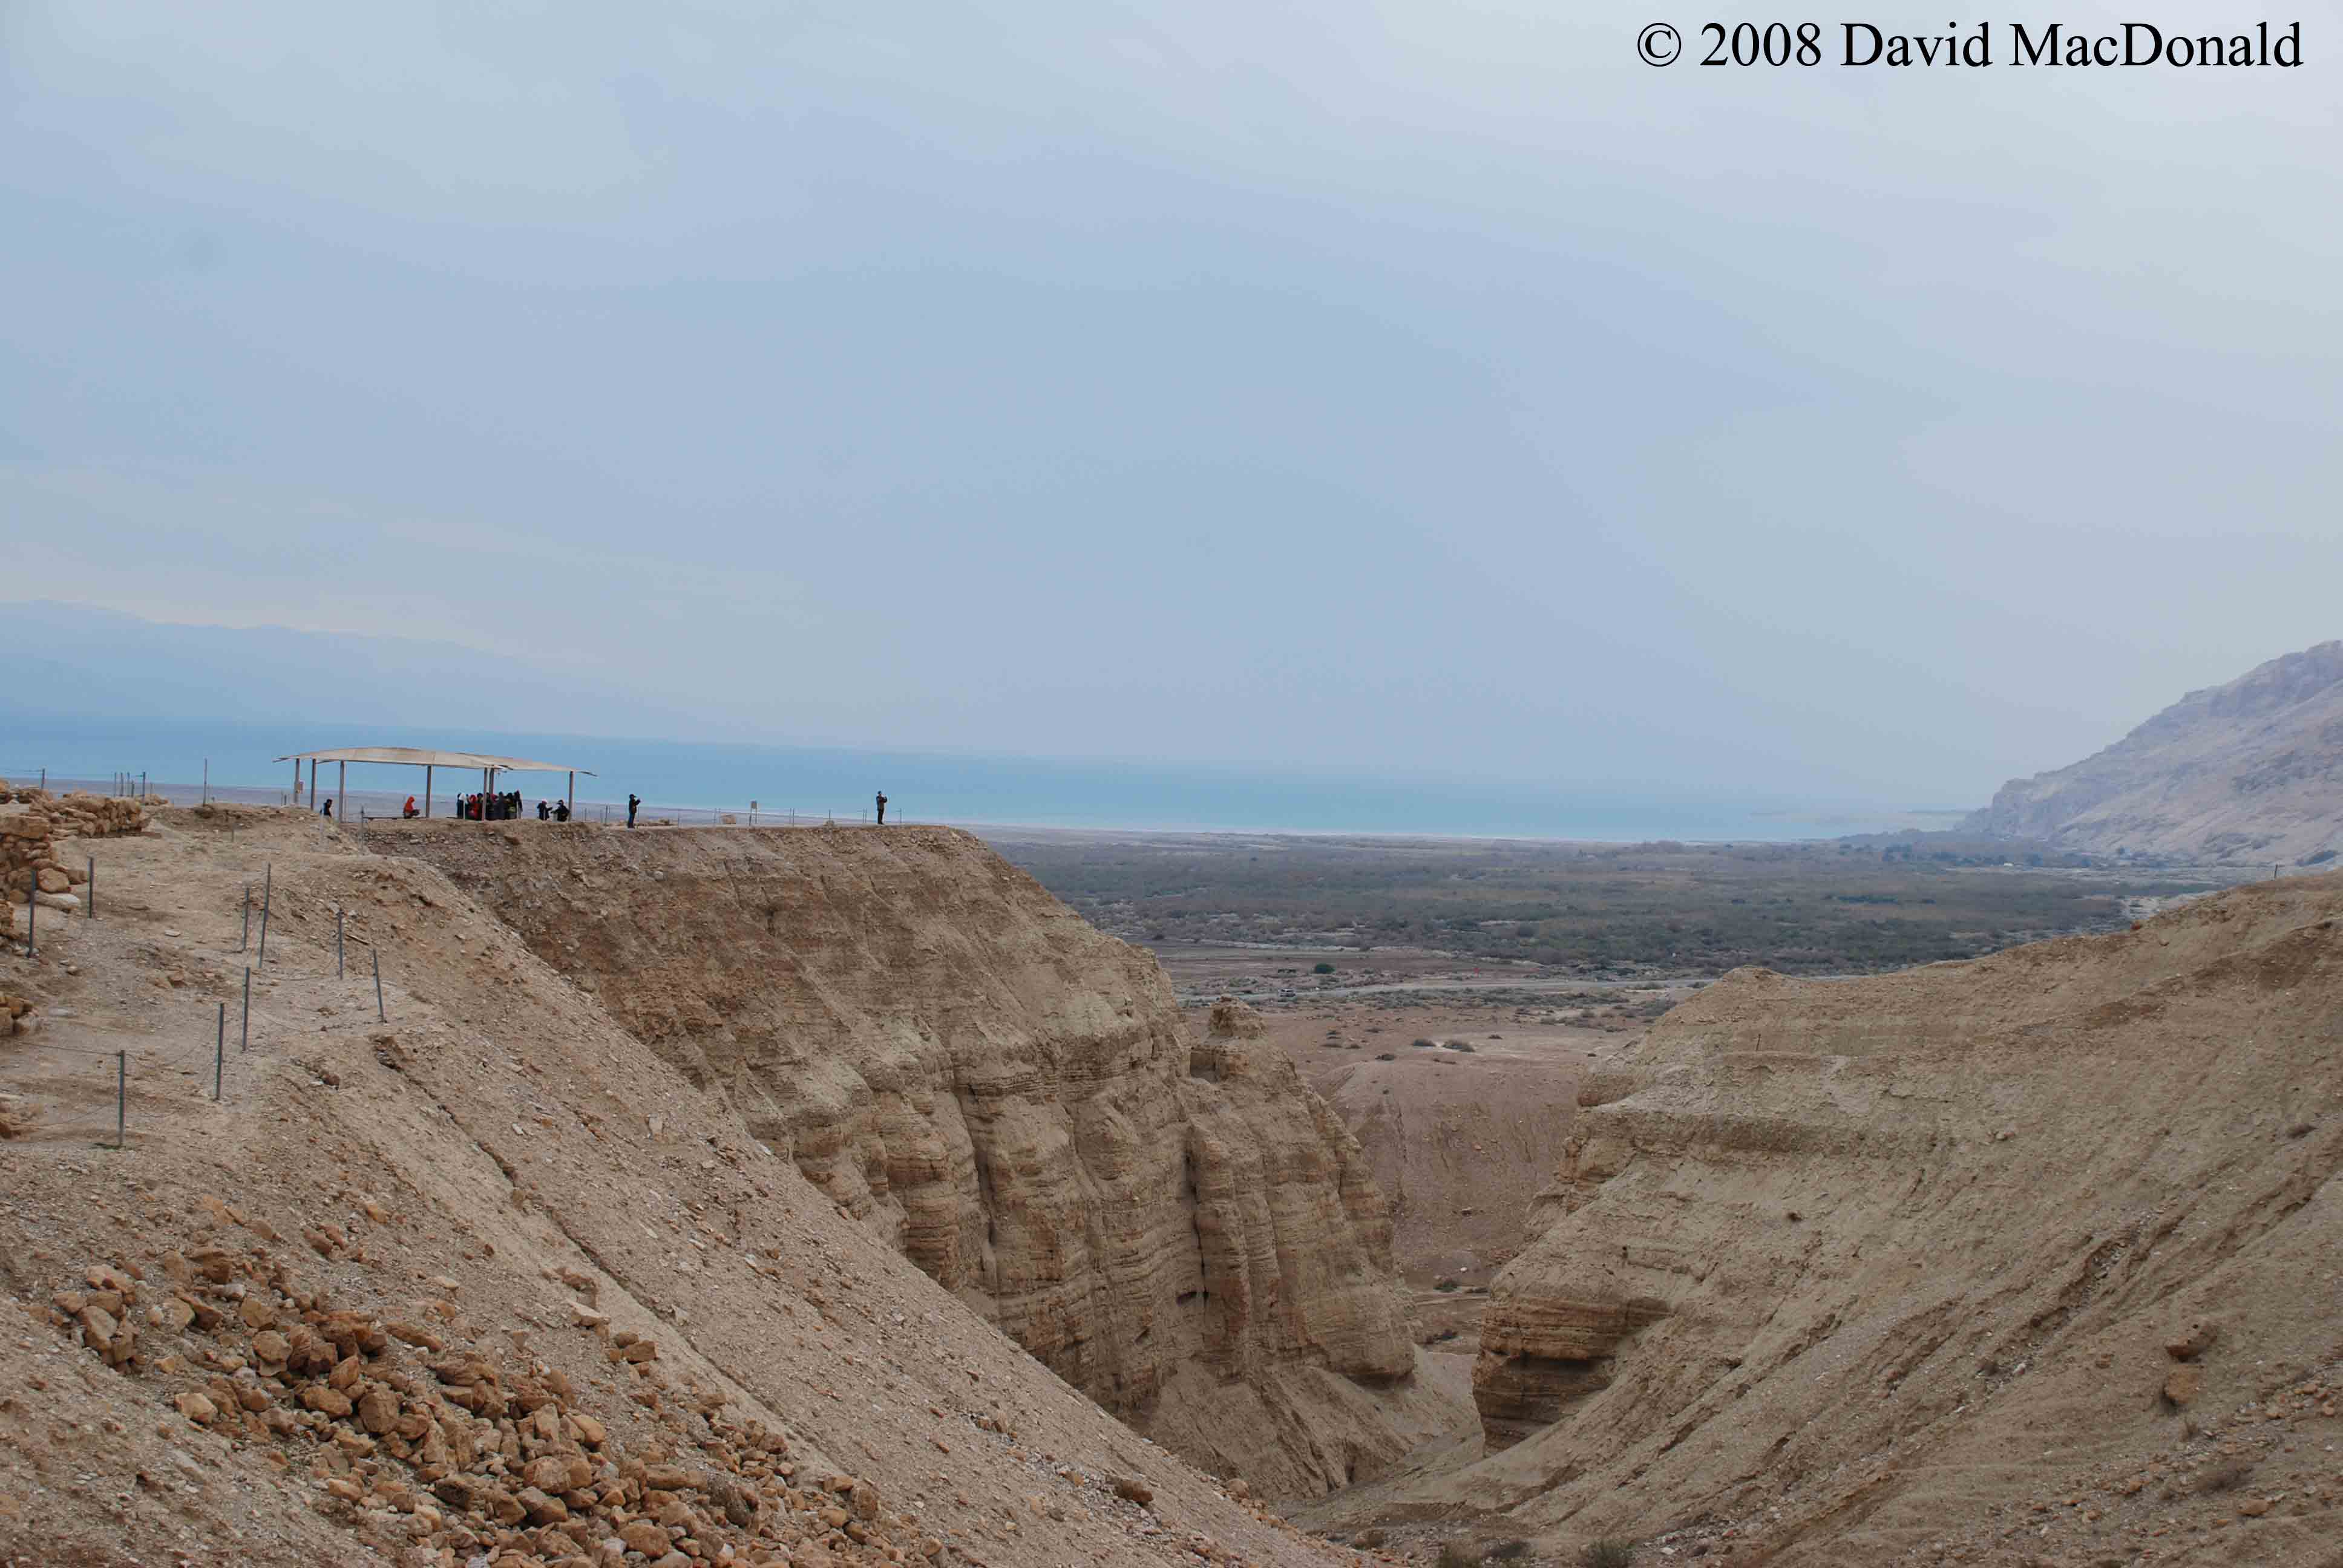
275;746;595;776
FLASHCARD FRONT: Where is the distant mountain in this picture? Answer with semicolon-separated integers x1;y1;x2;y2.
1965;641;2343;864
0;600;713;738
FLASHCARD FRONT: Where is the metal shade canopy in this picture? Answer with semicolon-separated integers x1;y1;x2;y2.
274;746;595;775
275;746;595;820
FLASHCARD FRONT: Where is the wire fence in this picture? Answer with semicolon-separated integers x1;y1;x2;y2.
5;766;920;830
5;858;393;1149
0;768;159;799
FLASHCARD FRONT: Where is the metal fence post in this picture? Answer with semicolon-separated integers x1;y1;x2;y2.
115;1051;126;1149
336;907;344;978
257;865;271;969
87;857;94;919
373;947;386;1022
241;967;251;1051
240;884;250;951
215;1004;224;1100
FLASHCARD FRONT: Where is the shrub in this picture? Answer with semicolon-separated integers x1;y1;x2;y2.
1446;1040;1476;1053
1412;1037;1437;1049
1314;961;1335;973
1582;1543;1635;1568
1437;1541;1479;1568
1486;1541;1530;1563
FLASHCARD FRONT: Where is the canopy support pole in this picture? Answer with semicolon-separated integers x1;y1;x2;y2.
567;771;575;816
309;759;317;809
424;765;433;819
338;760;346;823
291;757;301;800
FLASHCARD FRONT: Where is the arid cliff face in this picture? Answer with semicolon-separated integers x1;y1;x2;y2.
0;806;1389;1568
1967;639;2343;863
375;823;1441;1496
1434;878;2343;1561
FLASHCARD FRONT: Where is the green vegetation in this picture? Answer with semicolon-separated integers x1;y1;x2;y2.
994;832;2215;978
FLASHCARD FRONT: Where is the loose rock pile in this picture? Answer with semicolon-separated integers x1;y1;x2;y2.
48;1235;945;1568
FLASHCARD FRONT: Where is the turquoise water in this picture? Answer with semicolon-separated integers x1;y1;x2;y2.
0;710;1943;841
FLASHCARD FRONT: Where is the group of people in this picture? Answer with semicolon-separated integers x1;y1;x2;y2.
459;790;527;820
355;784;896;829
391;792;569;821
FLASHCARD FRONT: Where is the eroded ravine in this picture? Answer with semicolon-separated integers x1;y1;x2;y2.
373;820;1472;1497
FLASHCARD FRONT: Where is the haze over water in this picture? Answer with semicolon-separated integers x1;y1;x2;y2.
2;711;1946;841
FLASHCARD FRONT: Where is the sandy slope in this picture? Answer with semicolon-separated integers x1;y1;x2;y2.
0;807;1386;1568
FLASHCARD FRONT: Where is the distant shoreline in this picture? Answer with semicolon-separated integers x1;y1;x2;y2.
2;710;1961;846
18;776;1968;849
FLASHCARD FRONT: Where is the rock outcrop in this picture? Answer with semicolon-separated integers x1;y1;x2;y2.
1965;640;2343;862
1360;875;2343;1561
375;823;1445;1496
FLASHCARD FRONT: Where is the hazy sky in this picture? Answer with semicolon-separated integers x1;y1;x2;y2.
5;2;2338;804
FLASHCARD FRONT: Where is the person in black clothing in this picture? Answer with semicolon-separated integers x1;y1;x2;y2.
627;793;640;829
537;800;549;820
874;791;887;826
554;800;570;823
321;798;333;819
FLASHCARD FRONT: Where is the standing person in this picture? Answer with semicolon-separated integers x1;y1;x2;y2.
874;791;887;826
321;797;333;819
627;793;640;829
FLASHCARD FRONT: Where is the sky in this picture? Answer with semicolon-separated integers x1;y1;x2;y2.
3;1;2338;807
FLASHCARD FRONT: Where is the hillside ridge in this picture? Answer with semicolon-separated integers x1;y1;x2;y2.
1305;871;2343;1563
0;805;1407;1566
1967;640;2343;862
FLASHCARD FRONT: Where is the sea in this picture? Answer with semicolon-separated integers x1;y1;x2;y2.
0;711;1954;841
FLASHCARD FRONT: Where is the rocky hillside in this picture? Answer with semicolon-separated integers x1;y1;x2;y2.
0;806;1401;1568
1324;874;2343;1563
372;822;1456;1498
1966;640;2343;863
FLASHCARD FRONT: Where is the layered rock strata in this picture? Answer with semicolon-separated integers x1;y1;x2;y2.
1438;877;2343;1559
376;822;1440;1495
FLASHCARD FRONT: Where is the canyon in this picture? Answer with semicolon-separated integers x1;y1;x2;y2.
370;822;1458;1499
1310;874;2343;1563
9;794;2343;1568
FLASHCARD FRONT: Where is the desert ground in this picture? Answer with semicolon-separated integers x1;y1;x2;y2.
8;792;2341;1568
